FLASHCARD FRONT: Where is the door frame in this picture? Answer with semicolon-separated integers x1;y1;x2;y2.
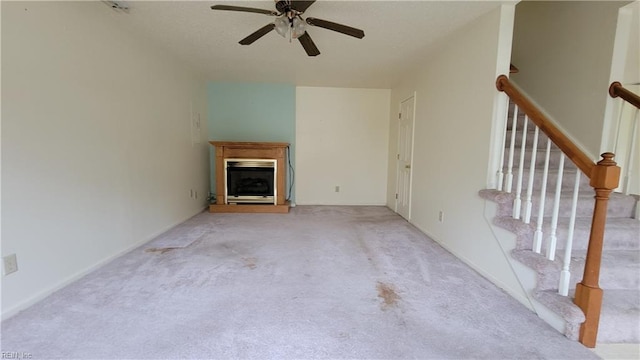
395;92;417;220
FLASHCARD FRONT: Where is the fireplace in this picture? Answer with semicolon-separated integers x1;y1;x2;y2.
225;159;276;204
209;141;290;213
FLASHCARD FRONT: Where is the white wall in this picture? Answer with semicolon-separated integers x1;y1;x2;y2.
1;2;209;317
386;5;529;305
296;87;390;205
622;2;639;83
511;1;629;158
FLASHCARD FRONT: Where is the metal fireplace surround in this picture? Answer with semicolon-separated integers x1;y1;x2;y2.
209;141;290;213
225;159;276;204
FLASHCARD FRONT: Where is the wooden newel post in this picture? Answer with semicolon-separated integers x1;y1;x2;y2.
574;152;621;348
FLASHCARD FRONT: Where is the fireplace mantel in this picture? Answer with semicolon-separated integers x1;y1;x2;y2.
209;141;290;213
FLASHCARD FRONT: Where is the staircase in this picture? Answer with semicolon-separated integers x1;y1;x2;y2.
480;77;640;345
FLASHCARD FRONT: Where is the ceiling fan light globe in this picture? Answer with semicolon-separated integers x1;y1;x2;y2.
291;17;306;39
274;16;289;38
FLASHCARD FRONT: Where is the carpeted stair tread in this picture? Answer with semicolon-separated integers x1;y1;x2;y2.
491;215;640;252
503;148;571;170
482;188;636;219
491;217;535;248
511;249;560;275
507;128;551;148
594;251;640;290
527;192;636;219
598;289;640;343
540;217;640;251
515;167;592;192
532;290;584;341
505;113;530;130
533;289;640;343
512;249;640;291
479;188;514;204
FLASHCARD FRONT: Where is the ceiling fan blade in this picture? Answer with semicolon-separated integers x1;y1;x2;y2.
305;17;365;39
239;23;276;45
210;5;278;16
297;32;320;56
291;1;316;13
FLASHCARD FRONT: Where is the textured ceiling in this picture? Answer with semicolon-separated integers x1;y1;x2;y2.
109;1;506;88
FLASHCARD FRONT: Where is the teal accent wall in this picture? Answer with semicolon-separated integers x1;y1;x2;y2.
207;82;295;202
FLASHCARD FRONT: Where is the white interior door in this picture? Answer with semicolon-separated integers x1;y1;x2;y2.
396;96;415;220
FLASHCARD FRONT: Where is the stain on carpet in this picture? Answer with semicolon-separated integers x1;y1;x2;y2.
242;257;257;270
145;247;178;254
377;281;400;309
145;238;203;255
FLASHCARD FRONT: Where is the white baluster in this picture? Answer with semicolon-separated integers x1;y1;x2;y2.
524;126;540;224
505;106;518;193
533;139;552;254
559;170;581;296
497;97;510;191
546;153;565;261
513;116;529;219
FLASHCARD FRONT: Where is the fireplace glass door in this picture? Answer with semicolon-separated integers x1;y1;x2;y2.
224;159;277;204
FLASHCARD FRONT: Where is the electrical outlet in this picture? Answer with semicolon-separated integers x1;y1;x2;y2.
335;185;340;192
438;211;444;223
3;254;18;276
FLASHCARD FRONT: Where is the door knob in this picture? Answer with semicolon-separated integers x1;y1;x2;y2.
405;165;411;169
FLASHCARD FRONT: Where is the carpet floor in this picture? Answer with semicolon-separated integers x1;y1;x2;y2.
1;206;599;359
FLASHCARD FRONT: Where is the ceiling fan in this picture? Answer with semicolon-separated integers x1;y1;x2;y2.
210;0;365;56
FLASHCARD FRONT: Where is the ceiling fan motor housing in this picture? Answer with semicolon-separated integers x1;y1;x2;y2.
275;1;293;15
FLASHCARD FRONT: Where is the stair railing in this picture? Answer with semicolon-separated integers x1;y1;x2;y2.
495;75;621;348
609;82;640;205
